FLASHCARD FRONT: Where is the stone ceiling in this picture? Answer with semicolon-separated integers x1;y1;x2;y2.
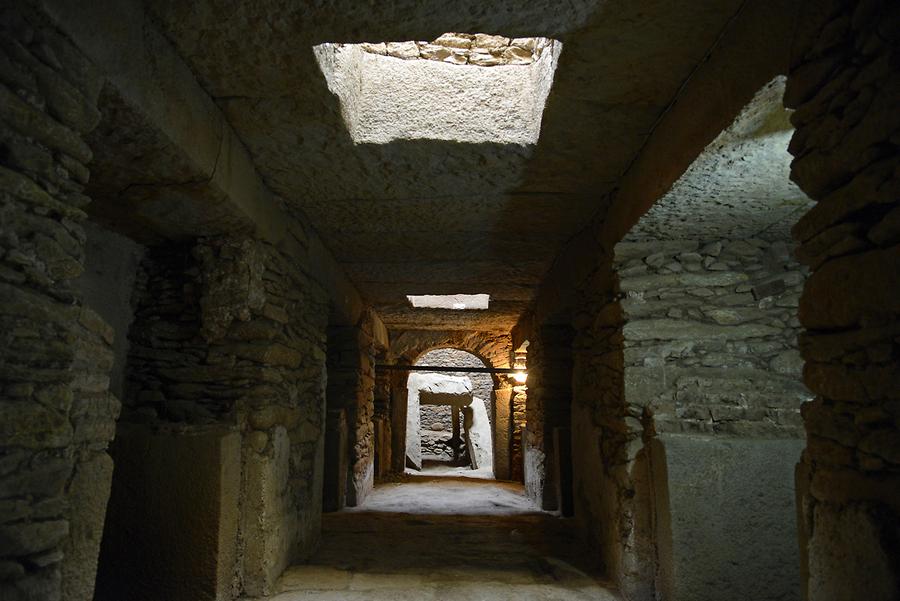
116;0;746;331
626;77;814;243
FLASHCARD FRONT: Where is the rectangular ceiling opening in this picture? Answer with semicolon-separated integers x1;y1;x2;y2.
407;294;490;310
314;33;562;145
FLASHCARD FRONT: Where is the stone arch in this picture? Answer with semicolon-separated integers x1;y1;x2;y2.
391;329;512;372
404;348;495;474
386;329;516;479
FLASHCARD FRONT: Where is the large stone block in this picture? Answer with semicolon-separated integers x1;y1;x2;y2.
60;454;113;601
242;426;293;597
415;373;474;406
93;424;241;601
806;501;899;601
658;434;804;601
405;381;422;471
463;398;493;474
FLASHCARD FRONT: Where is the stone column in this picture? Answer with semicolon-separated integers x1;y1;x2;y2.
492;387;512;480
510;384;527;481
523;324;574;510
372;359;391;478
389;366;410;473
0;5;119;601
325;317;376;506
786;2;900;599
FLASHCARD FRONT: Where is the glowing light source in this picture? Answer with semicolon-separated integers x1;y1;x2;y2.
513;370;527;384
313;35;562;145
407;294;490;310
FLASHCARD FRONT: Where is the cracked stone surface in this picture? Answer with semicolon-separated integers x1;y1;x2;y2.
89;0;745;332
242;477;619;601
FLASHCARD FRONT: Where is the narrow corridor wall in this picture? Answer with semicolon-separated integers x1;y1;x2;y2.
786;1;900;598
0;5;119;600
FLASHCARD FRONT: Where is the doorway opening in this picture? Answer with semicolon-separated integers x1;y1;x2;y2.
404;348;496;479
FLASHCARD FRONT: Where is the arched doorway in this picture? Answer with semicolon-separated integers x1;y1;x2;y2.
404;348;495;478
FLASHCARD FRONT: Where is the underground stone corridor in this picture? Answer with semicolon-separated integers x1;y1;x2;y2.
253;477;617;601
1;1;899;601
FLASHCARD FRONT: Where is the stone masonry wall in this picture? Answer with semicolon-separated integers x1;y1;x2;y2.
0;4;119;601
511;384;526;482
372;358;392;478
359;33;553;67
785;1;900;598
620;235;809;600
615;236;811;436
112;236;329;597
571;231;812;600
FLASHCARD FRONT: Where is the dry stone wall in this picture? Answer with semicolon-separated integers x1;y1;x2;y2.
603;234;809;600
418;404;460;462
510;385;526;481
112;236;329;597
0;4;118;600
785;1;900;598
616;236;811;436
372;360;392;478
359;33;553;67
570;234;812;600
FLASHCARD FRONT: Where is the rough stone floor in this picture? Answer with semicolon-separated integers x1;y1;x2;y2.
405;461;495;481
251;477;620;600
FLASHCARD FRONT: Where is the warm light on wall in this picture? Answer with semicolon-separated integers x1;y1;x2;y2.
512;341;528;384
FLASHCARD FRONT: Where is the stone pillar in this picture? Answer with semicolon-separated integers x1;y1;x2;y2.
325;317;376;507
0;5;119;600
98;237;330;599
372;360;391;478
389;367;409;473
492;387;512;480
510;384;527;481
451;405;462;462
785;2;900;599
523;324;574;510
323;409;348;512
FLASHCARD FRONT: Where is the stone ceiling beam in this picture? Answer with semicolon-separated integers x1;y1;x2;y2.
36;0;376;328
